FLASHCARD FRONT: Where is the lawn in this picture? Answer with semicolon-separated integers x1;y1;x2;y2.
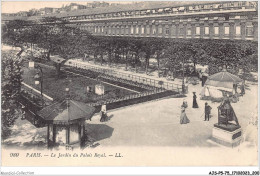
22;63;134;103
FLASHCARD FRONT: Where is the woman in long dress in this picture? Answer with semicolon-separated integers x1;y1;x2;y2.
192;92;199;108
180;106;190;124
100;104;109;122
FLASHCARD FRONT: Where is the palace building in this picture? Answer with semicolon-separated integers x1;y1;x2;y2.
2;1;258;41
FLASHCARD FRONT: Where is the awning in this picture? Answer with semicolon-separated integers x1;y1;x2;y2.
205;71;242;89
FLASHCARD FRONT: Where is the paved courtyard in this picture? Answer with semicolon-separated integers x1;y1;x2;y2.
87;81;258;147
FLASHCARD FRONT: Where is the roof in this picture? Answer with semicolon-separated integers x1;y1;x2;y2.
3;1;219;21
37;99;96;124
205;71;242;89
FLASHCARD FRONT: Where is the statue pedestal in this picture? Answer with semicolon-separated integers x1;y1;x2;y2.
212;123;242;147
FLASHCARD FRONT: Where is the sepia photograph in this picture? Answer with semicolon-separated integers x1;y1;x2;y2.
1;0;259;173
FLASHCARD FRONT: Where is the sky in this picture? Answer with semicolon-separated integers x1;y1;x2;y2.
1;1;132;13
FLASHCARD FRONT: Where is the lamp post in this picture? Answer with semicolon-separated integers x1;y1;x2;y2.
34;65;44;106
182;57;185;94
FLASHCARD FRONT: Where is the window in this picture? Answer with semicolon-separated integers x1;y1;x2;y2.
224;26;230;35
117;27;120;35
153;28;156;34
136;26;139;34
141;26;145;34
204;26;209;35
246;26;253;36
130;26;134;34
187;29;191;35
235;26;241;35
196;26;200;35
214;26;219;35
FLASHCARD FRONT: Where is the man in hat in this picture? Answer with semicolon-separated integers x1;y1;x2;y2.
204;102;212;121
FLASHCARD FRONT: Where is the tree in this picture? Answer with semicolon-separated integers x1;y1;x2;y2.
2;19;34;57
129;39;143;72
1;52;23;140
141;38;153;74
237;41;258;79
163;41;181;79
4;17;94;77
150;38;166;77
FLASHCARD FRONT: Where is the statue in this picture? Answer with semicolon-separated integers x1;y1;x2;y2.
213;95;242;147
217;97;239;126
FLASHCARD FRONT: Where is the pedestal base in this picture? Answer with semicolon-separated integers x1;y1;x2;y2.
212;124;242;147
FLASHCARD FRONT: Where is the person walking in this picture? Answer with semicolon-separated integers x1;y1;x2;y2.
100;104;108;122
192;92;199;108
240;81;245;96
180;102;190;124
182;99;188;108
204;102;212;121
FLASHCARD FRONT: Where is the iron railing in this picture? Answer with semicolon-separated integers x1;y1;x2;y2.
65;60;184;93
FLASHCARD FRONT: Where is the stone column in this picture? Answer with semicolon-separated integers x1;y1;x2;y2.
155;24;159;37
183;23;187;38
209;23;214;39
191;23;195;38
175;23;179;38
240;22;246;40
150;24;153;37
144;24;147;37
162;24;166;37
229;22;235;40
219;23;224;39
124;25;128;36
200;23;204;39
170;23;174;38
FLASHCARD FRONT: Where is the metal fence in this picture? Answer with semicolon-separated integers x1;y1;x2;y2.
86;88;167;107
66;60;184;93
